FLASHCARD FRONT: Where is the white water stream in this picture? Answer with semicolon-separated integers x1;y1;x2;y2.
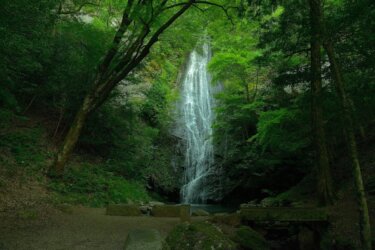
176;43;218;204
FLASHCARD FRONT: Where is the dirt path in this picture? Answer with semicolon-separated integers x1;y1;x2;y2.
0;206;192;250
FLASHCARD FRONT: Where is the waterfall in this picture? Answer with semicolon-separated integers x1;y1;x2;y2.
175;42;218;204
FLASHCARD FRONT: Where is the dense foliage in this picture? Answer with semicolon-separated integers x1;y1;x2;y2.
0;0;203;203
205;0;375;204
0;0;374;248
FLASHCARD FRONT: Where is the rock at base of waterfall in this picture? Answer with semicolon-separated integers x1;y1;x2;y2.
124;229;163;250
192;209;210;216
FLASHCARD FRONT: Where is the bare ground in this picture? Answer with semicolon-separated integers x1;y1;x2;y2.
0;206;190;250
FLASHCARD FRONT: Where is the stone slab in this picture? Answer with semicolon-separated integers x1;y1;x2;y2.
106;204;142;216
151;205;188;218
240;207;328;222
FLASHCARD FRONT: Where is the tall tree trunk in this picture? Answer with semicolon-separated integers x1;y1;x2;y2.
324;41;372;250
308;0;334;205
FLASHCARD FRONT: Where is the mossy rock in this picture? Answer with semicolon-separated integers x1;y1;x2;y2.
164;221;237;250
234;226;269;250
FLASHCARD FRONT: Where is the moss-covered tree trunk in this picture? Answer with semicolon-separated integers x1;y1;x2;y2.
308;0;334;205
324;41;372;250
50;94;94;176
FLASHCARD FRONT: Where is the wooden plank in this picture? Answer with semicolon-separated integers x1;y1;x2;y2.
240;207;328;222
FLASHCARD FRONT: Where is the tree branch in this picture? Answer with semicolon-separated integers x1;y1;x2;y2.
98;0;135;73
192;4;205;12
90;0;196;111
163;0;235;24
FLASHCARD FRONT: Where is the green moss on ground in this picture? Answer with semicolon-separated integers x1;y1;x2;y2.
164;221;237;250
234;226;269;250
0;114;51;176
49;164;150;207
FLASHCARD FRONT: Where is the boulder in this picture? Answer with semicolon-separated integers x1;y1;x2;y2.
106;204;142;216
124;229;163;250
192;209;210;216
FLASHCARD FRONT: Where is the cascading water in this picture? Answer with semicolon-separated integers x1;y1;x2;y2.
175;42;219;204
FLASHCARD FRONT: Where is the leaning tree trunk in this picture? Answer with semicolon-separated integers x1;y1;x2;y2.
48;0;196;177
324;41;372;250
308;0;334;205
